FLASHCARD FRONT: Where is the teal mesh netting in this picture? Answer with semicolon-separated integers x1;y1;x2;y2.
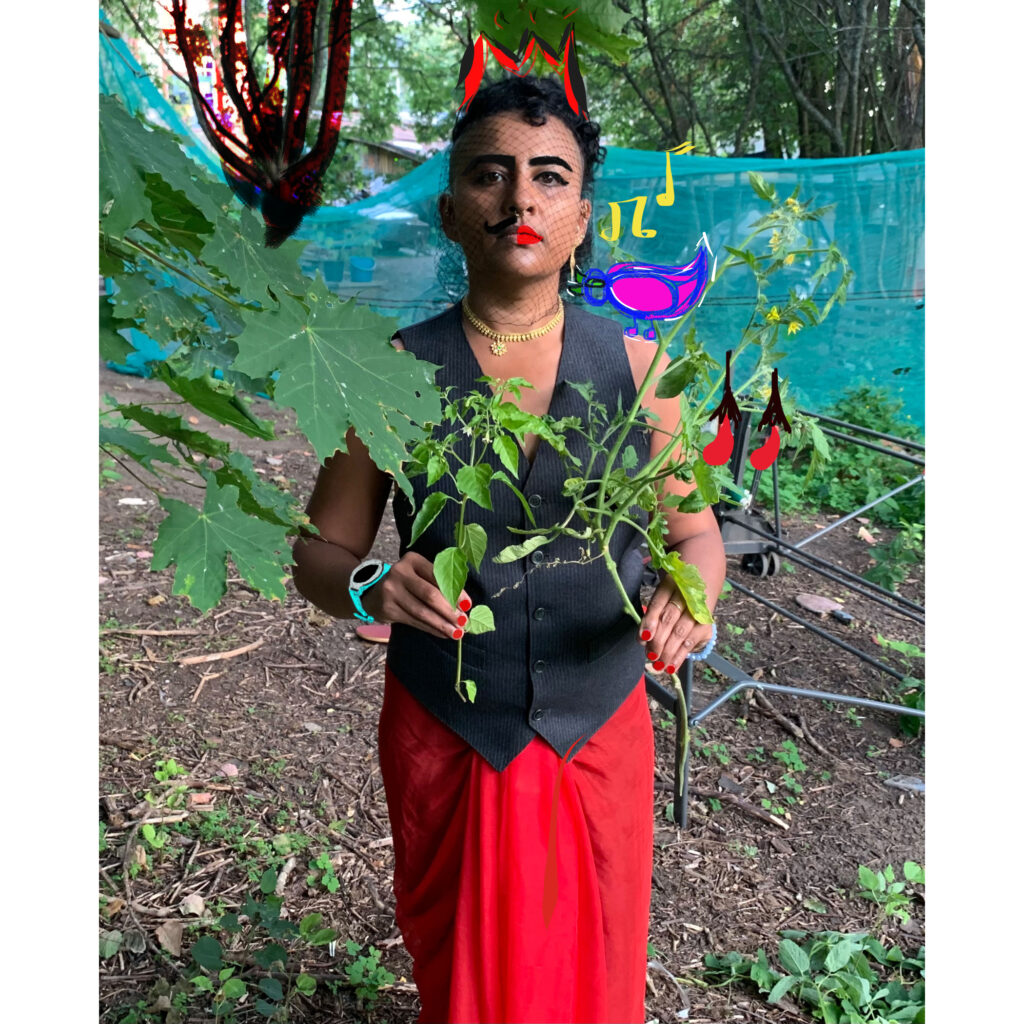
100;20;924;425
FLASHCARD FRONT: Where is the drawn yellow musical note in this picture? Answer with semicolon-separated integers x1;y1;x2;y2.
656;149;675;207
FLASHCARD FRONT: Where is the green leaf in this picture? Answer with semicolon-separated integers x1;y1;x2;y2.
294;974;317;996
427;453;447;486
191;935;223;972
692;459;720;505
455;463;494;510
464;678;477;703
825;938;857;973
142;173;216;257
410;492;449;545
464;604;495;635
257;976;283;1002
858;865;882;892
749;171;777;202
493;534;548;564
620;445;638;470
232;286;441;497
457;522;488;571
212;450;300;529
255;999;279;1018
200;206;309;303
259;867;278;895
99;96;152;235
98;297;136;364
154;365;275;440
151;477;293;613
111;403;230;459
903;861;925;885
434;546;468;610
221;977;246;1001
660;552;712;624
99;929;123;959
490;469;537;525
767;974;798;1004
492;434;521;477
299;913;323;938
778;939;810;977
99;424;179;472
252;942;288;970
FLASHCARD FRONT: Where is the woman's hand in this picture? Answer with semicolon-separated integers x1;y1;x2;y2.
638;576;715;675
362;551;472;642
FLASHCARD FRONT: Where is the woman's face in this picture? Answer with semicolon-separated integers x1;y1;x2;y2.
440;111;592;286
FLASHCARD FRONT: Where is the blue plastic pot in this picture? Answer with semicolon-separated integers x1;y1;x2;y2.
350;256;375;283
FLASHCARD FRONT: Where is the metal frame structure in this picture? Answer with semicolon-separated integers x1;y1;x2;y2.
644;408;925;827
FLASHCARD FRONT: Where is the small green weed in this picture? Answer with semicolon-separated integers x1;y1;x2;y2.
772;740;807;773
857;861;925;927
307;851;341;893
344;940;395;1007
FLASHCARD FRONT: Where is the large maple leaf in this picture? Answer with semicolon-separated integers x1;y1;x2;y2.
232;282;442;496
151;477;293;613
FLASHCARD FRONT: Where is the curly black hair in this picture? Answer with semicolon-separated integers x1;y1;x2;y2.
435;74;605;301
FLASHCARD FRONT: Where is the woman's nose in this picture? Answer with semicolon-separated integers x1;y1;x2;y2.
508;172;536;215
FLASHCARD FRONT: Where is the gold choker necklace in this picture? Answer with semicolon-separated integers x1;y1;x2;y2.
461;297;564;356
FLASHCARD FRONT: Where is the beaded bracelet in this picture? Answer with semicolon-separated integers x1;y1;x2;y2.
688;623;718;662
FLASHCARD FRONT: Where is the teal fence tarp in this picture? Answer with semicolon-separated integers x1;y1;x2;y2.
100;18;923;425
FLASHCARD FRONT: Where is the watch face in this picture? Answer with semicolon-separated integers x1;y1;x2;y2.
353;562;383;586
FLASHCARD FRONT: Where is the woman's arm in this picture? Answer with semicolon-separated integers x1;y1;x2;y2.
624;338;727;671
292;335;471;641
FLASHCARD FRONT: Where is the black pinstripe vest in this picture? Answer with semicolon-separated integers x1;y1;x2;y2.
385;301;651;772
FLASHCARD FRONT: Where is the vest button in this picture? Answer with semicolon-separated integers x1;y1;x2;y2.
528;493;542;507
533;607;545;620
531;549;544;564
533;659;545;673
531;707;545;720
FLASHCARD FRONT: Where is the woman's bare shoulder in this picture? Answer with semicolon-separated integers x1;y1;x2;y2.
391;332;405;352
622;334;668;397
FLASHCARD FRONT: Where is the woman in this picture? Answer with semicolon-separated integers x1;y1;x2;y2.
293;76;725;1024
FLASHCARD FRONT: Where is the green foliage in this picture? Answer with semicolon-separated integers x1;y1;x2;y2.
306;851;341;894
705;930;925;1024
857;862;925;927
343;940;395;1006
874;636;925;737
98;93;441;613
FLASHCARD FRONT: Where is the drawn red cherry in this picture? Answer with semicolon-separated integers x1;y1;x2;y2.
749;425;781;471
702;416;734;466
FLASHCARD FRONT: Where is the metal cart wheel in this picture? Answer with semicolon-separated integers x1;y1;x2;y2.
741;552;781;578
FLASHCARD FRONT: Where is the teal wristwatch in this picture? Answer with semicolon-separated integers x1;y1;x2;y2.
348;559;391;624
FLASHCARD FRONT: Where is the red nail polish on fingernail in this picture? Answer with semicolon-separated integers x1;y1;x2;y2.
665;664;676;674
640;629;652;641
452;628;464;639
647;651;658;661
653;660;665;671
456;614;468;626
459;599;472;611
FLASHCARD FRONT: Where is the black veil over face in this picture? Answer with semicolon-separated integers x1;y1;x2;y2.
433;75;606;305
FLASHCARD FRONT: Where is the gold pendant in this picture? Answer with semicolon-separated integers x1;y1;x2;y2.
490;339;507;356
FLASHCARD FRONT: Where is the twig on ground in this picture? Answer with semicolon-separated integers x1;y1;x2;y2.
190;670;223;702
180;638;265;666
691;787;789;830
102;628;202;636
752;691;805;741
796;712;835;760
275;856;298;896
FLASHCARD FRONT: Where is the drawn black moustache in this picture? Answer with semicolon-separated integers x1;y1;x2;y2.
484;216;519;234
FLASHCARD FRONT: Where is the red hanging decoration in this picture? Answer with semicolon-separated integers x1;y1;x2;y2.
168;1;353;247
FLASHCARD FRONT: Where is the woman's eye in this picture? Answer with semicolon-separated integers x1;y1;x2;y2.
476;171;504;184
537;171;569;185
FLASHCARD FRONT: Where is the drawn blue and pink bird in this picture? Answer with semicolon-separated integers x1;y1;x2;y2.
573;235;714;339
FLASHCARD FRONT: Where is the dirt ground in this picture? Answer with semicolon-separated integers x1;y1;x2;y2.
99;366;925;1023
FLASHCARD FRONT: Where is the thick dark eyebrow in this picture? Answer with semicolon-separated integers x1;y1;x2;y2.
461;153;574;175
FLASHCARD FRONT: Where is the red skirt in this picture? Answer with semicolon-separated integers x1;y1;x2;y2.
377;662;655;1024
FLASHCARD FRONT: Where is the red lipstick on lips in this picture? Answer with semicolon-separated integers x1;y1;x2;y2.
515;225;543;245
